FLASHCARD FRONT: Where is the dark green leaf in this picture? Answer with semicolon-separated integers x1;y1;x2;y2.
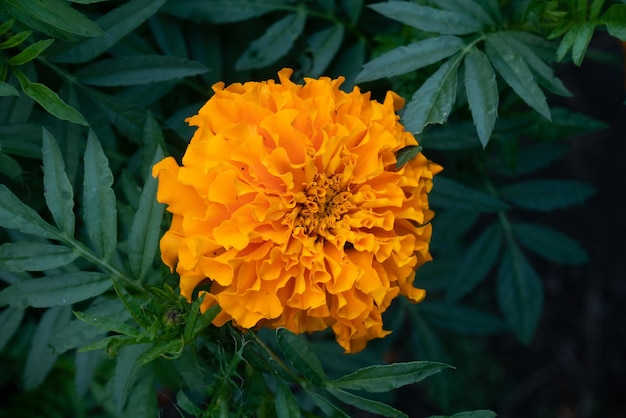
511;222;588;265
420;121;482;150
137;339;184;364
0;152;22;180
428;410;497;418
162;0;289;23
488;141;567;177
75;350;101;398
13;70;88;126
435;0;495;25
149;14;188;58
369;1;484;35
396;145;423;170
186;304;221;341
9;39;55;65
329;38;366;90
498;179;594;211
528;107;608;140
42;128;75;236
328;387;407;417
0;18;15;36
76;55;208;86
330;361;450;392
429;177;509;212
446;222;503;302
602;5;626;40
0;81;20;97
464;47;498;147
236;10;307;70
485;32;550;120
419;302;506;335
561;23;596;66
74;310;140;337
497;241;543;343
341;0;363;24
112;279;151;329
83;130;117;260
308;24;345;77
0;30;31;49
0;185;60;239
275;380;301;418
0;124;41;158
403;56;460;134
0;241;78;272
49;0;167;63
276;327;326;385
0;272;111;308
113;343;148;413
0;306;24;351
176;390;203;416
356;36;464;83
306;388;351;417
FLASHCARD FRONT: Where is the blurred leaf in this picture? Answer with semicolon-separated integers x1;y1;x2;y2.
511;222;588;265
42;128;75;236
446;222;503;302
0;30;31;49
489;141;567;177
0;241;78;272
329;37;365;89
369;1;484;35
528;107;608;140
83;130;117;260
429;177;509;212
330;361;450;392
341;0;363;24
498;179;594;211
419;302;506;335
420;121;482;150
396;145;423;170
137;339;184;364
328;387;407;417
276;327;326;385
428;410;497;418
403;56;460;134
308;24;345;77
485;32;550;120
0;18;15;35
236;10;307;70
497;240;543;344
176;390;204;416
435;0;495;25
162;0;290;23
275;379;301;418
431;208;480;244
149;14;188;58
0;124;41;158
0;272;111;308
0;306;24;351
557;22;595;66
49;0;167;63
0;184;59;239
2;0;103;40
602;4;626;40
75;349;102;398
0;152;22;179
306;389;351;417
75;55;209;86
113;343;149;413
0;81;20;97
356;36;464;83
464;47;498;147
13;70;88;126
9;39;55;66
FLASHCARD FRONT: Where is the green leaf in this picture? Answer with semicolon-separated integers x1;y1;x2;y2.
429;177;509;212
137;339;184;364
49;0;167;63
112;279;151;329
328;387;407;417
74;310;141;337
0;81;20;97
558;22;596;66
498;179;594;211
464;47;498;147
0;241;78;272
0;124;41;157
418;302;506;335
275;380;301;418
356;36;464;83
0;272;111;308
162;0;288;23
308;24;345;77
113;343;148;413
42;128;75;236
0;152;22;180
236;10;307;70
83;130;117;260
305;388;351;417
445;222;503;302
403;56;460;134
395;145;423;170
369;1;484;35
428;410;497;418
0;18;15;36
488;141;567;177
497;241;543;344
0;30;31;49
13;70;88;126
0;184;60;239
420;121;482;150
435;0;495;26
511;222;588;265
602;4;626;40
0;306;24;351
330;361;450;392
75;55;209;86
2;0;103;40
485;32;550;120
185;304;221;341
128;148;165;281
176;390;204;416
528;107;608;140
276;327;326;385
9;39;55;65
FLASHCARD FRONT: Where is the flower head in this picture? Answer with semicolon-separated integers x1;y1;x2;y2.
153;69;442;353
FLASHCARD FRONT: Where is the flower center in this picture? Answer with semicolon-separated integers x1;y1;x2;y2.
294;173;353;238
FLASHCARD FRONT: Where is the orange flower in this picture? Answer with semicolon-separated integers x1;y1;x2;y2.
153;69;442;353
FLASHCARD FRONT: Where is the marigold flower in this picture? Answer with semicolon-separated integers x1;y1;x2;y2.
152;69;442;353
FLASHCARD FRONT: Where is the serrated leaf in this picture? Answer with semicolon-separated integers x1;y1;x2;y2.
395;145;423;170
511;222;588;265
369;1;484;35
328;387;407;417
75;55;208;86
446;222;503;302
113;343;149;413
497;241;543;343
276;327;326;385
464;47;498;147
0;241;78;272
419;302;506;334
356;36;464;83
112;278;151;329
308;24;345;77
602;4;626;40
559;23;595;66
0;30;31;49
162;0;289;23
0;306;24;351
330;361;450;392
0;185;60;239
83;130;117;260
275;379;301;418
9;39;55;65
49;0;167;63
498;179;594;211
13;70;88;126
0;272;111;308
429;177;509;212
42;128;75;236
0;81;20;97
236;10;306;70
403;56;460;134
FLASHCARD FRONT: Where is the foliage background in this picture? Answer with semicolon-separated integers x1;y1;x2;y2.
0;0;625;417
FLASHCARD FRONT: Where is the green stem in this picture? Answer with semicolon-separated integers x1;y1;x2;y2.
249;330;302;383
